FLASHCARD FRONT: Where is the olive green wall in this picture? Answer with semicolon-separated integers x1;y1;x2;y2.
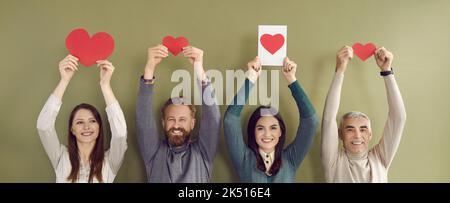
1;0;449;182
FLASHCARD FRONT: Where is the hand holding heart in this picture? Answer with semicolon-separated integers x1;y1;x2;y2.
98;60;115;87
146;45;169;69
182;46;207;81
97;59;117;106
247;56;262;83
335;45;393;73
335;46;354;73
182;46;203;65
282;57;297;84
375;47;394;71
145;45;204;69
144;44;205;81
59;55;79;82
58;54;115;86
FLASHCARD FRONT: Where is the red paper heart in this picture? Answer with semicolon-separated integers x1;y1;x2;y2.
162;36;189;56
352;43;376;61
65;28;115;67
260;34;285;55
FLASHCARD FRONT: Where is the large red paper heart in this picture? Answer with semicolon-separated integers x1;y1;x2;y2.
162;36;189;56
65;28;115;67
352;43;376;61
260;34;285;55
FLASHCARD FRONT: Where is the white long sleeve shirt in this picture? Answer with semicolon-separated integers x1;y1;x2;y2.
321;73;406;183
37;95;127;183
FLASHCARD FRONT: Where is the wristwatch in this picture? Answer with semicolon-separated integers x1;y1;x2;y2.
380;68;394;76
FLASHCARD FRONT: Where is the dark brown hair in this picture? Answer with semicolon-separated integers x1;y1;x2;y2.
67;103;104;183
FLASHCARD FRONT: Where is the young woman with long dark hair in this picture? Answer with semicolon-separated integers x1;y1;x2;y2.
37;55;127;183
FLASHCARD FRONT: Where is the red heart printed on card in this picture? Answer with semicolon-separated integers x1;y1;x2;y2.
162;36;189;56
65;28;114;67
352;43;376;61
260;34;285;55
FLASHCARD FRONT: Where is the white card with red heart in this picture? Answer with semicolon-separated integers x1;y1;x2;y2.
258;25;287;66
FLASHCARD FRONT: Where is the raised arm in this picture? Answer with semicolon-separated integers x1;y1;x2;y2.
281;57;318;169
136;45;168;165
223;57;260;170
97;60;128;174
321;47;352;170
182;46;221;163
373;48;407;168
37;55;78;169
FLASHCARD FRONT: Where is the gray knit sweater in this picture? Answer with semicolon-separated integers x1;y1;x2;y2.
136;77;220;183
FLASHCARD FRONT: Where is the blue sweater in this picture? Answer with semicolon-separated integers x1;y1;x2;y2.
224;79;318;183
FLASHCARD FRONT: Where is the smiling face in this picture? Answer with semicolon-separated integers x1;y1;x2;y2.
71;108;100;145
339;116;373;154
162;104;195;147
254;116;282;153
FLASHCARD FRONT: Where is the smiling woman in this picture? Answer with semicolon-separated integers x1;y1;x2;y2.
223;56;318;183
66;103;104;182
36;55;128;183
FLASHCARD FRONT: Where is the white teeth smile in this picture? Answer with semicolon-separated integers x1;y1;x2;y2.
81;132;94;136
171;129;182;135
261;138;274;143
351;141;364;145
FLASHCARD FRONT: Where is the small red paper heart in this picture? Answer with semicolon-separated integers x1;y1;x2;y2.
260;34;285;55
352;43;376;61
162;36;189;56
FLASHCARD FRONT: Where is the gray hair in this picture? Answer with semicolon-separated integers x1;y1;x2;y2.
339;111;371;130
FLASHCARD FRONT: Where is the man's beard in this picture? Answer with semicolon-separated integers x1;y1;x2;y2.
165;127;191;147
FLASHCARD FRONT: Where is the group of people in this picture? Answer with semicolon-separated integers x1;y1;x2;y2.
36;45;406;183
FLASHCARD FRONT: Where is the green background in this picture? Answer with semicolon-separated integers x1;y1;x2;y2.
1;0;449;182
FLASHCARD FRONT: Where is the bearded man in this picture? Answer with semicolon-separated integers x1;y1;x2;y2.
136;45;220;183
